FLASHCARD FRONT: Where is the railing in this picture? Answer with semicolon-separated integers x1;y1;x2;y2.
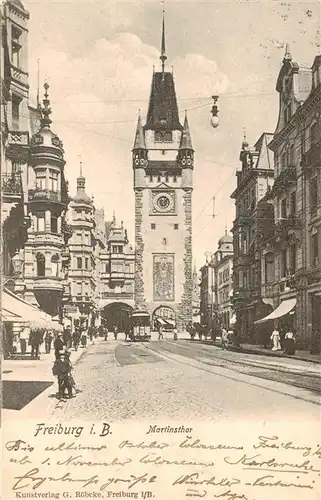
29;189;62;202
11;65;29;86
301;141;321;172
270;164;297;197
275;214;302;232
2;172;22;195
8;131;29;146
261;283;274;298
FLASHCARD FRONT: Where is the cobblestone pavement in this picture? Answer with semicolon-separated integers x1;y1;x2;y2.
49;338;320;422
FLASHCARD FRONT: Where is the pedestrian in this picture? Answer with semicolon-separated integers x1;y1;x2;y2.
72;329;80;350
221;328;228;349
104;326;109;341
19;325;30;355
158;325;164;340
44;330;54;354
81;328;88;348
113;325;118;340
173;328;178;341
284;329;296;355
88;325;94;343
270;328;281;351
124;326;130;341
29;330;42;359
54;332;65;359
64;351;79;395
52;353;73;399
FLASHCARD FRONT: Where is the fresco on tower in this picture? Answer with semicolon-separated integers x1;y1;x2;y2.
153;254;175;301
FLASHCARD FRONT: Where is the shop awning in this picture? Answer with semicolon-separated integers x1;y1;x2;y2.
164;319;175;326
2;289;63;331
254;298;296;324
2;307;24;322
156;318;166;325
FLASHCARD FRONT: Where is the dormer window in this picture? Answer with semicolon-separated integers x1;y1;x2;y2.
155;132;162;142
163;132;172;142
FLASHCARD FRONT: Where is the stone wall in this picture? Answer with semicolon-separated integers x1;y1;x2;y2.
177;189;193;331
134;189;147;310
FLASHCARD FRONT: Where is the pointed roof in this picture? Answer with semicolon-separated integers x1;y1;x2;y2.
133;112;146;149
73;162;92;205
179;112;193;150
144;71;182;132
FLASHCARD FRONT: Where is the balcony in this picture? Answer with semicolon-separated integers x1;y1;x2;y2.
301;141;321;175
5;131;30;163
275;214;302;233
11;65;29;86
29;189;63;204
261;283;274;298
2;172;22;199
33;276;63;292
33;232;64;246
270;165;296;197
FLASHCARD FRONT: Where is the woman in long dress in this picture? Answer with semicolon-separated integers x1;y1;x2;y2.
284;330;296;355
270;328;281;351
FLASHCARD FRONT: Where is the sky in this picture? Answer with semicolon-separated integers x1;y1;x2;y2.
24;0;320;269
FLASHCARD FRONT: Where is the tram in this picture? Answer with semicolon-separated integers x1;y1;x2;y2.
129;311;151;342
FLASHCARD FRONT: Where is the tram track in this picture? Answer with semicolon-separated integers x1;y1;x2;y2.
144;341;321;406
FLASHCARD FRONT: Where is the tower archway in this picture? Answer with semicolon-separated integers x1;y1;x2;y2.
152;305;176;330
101;302;133;331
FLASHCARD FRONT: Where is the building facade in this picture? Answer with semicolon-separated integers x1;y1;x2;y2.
259;49;321;351
212;232;234;330
231;132;275;341
132;18;193;331
199;234;234;332
1;0;71;318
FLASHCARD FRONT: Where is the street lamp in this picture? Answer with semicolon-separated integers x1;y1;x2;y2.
210;95;219;128
11;251;24;277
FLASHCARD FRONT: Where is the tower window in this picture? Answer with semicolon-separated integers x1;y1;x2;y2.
155;132;162;142
157;175;161;182
162;238;167;246
51;254;59;277
174;224;179;230
165;175;169;182
36;212;45;232
173;175;177;182
149;175;153;182
163;132;172;142
51;214;58;233
49;169;59;191
77;257;82;269
35;169;46;190
151;223;156;230
12;94;21;130
36;253;45;277
85;257;89;269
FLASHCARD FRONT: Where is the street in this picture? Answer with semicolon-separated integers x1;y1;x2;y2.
26;337;319;422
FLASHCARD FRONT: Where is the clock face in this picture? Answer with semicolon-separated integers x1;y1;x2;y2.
152;192;175;213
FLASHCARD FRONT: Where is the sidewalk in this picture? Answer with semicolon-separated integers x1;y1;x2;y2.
226;342;321;364
2;340;95;417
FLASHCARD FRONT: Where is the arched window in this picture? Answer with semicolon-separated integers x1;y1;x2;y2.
36;253;45;277
163;131;172;142
155;132;162;142
51;254;59;277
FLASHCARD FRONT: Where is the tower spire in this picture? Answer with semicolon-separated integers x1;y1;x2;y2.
179;111;193;150
160;1;167;73
133;109;146;149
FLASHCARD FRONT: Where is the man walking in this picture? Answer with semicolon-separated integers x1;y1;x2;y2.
44;330;54;354
19;325;30;355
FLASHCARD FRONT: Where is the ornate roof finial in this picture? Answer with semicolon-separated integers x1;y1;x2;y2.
36;59;40;109
160;0;167;73
242;127;249;148
112;211;116;225
225;224;227;235
284;42;292;62
79;161;83;177
40;82;52;128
